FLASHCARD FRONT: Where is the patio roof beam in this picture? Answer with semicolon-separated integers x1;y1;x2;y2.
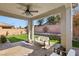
31;5;65;20
0;10;27;20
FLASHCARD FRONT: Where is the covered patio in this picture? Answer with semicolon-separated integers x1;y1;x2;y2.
0;3;72;55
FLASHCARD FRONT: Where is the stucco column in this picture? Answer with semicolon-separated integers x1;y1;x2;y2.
61;6;72;52
28;19;34;42
32;25;34;41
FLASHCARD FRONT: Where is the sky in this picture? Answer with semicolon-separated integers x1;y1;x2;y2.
0;16;47;28
0;16;28;28
33;18;47;25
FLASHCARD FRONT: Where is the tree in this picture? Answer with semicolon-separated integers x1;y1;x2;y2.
43;26;48;33
55;15;61;23
24;26;28;29
47;15;61;25
37;18;44;26
73;13;79;37
19;26;22;29
47;16;56;25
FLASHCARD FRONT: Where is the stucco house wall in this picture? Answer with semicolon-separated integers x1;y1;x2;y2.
0;29;27;36
0;27;2;29
34;24;60;33
73;13;79;37
0;23;27;36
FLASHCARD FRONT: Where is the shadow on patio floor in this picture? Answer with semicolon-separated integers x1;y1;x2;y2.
0;41;54;56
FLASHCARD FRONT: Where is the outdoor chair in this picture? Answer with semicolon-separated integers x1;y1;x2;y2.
50;49;75;56
34;36;50;49
34;40;46;49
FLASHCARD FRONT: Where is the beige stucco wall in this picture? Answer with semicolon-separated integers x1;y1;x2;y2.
0;29;27;36
34;24;60;33
0;27;2;29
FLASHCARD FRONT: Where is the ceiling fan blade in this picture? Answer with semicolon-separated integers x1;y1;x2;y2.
29;10;38;12
24;11;33;16
28;11;33;16
17;3;37;16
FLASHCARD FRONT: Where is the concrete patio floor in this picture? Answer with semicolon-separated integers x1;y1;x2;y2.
0;41;53;56
73;48;79;56
0;41;79;56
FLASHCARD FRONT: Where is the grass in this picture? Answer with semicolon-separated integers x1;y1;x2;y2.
7;34;59;44
50;39;79;48
72;40;79;48
7;34;28;43
50;39;60;44
7;34;79;48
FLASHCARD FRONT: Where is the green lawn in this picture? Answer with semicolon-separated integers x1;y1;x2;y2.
50;39;60;44
72;40;79;48
7;34;28;43
7;34;59;44
6;34;79;48
50;40;79;48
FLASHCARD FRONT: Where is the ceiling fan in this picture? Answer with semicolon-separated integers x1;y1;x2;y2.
18;3;38;16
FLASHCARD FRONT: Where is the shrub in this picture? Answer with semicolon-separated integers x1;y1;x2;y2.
49;35;57;40
49;35;61;43
0;35;7;43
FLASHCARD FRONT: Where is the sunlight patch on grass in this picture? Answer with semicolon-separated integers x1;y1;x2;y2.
7;34;28;43
50;39;59;44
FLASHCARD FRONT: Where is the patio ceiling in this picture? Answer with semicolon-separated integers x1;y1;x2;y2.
0;3;70;20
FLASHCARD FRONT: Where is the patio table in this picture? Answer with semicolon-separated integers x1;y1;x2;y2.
0;46;33;56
